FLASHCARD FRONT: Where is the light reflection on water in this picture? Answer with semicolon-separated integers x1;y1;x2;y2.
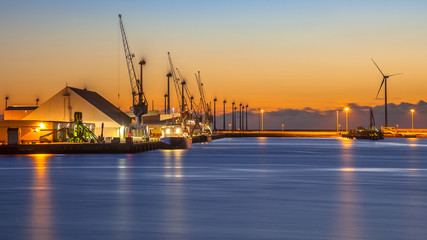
30;154;54;240
334;145;363;240
1;138;427;239
162;150;187;239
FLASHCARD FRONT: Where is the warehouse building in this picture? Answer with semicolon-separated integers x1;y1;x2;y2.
0;86;131;144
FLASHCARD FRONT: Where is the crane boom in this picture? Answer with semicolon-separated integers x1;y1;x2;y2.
195;71;206;113
118;14;148;126
167;52;184;111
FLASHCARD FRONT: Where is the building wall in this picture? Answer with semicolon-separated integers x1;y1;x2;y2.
23;87;122;137
4;109;35;120
0;120;54;144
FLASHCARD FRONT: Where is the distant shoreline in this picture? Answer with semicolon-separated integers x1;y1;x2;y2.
215;131;427;138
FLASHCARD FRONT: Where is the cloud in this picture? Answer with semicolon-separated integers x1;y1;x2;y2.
215;101;427;130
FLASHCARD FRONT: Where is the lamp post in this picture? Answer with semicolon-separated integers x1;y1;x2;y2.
139;59;146;95
232;102;235;131
164;94;168;114
5;96;8;109
411;109;415;133
234;104;237;130
166;73;172;114
261;109;264;131
282;123;284;131
258;108;261;133
242;105;245;131
336;109;339;133
213;98;217;131
246;104;248;131
223;100;226;130
239;103;242;130
345;107;349;132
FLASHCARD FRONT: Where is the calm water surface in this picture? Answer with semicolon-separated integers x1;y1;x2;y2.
1;138;427;240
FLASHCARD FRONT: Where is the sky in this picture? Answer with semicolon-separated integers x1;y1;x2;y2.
1;0;427;128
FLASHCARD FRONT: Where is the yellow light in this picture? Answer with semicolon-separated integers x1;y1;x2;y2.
261;109;264;113
344;107;349;111
175;128;181;134
39;123;45;129
165;128;171;134
411;109;415;113
341;168;355;172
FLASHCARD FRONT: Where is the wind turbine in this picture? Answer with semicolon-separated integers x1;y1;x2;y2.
371;58;402;127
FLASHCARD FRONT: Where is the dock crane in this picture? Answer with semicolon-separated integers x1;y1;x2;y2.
167;52;186;112
118;14;148;127
195;71;213;134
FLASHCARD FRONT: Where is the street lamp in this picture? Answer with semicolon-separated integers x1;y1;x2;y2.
239;103;242;130
282;123;284;131
213;98;217;131
232;102;235;131
245;104;248;130
344;107;349;132
242;105;245;131
411;109;415;132
164;94;168;114
336;109;339;133
261;109;264;132
223;100;227;130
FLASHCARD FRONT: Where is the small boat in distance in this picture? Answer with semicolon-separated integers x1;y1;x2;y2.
342;108;384;140
160;124;192;149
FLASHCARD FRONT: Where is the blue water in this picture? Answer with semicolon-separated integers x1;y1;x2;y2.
1;138;427;240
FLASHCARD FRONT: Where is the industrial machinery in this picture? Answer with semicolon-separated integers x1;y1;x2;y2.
167;53;208;136
40;112;99;143
118;14;148;127
195;71;213;134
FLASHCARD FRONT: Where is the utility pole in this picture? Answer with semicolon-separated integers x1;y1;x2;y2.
36;98;39;106
5;96;8;109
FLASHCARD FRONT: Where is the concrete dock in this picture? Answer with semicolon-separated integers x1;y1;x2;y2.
0;141;160;154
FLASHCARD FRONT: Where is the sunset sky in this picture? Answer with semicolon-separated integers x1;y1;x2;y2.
1;0;427;121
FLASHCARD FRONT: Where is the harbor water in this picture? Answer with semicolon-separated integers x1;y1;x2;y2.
1;137;427;240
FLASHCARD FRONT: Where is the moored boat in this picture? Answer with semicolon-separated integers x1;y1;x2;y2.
160;124;192;149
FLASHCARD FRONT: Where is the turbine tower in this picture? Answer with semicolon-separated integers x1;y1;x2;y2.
371;59;402;127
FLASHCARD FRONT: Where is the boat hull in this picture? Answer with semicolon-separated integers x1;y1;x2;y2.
160;137;192;149
199;134;212;143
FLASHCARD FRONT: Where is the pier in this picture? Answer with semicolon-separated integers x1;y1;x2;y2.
0;141;160;155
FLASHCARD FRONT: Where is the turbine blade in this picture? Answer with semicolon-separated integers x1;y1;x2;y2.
376;78;385;98
388;73;403;77
371;58;385;77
